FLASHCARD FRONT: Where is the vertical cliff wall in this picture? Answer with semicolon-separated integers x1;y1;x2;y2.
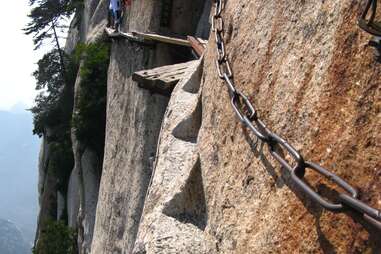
35;127;58;243
70;2;109;253
90;1;168;252
91;1;208;253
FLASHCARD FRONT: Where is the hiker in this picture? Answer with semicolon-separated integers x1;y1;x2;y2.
107;0;122;32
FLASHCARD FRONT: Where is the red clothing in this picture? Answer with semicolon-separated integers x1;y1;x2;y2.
124;0;131;6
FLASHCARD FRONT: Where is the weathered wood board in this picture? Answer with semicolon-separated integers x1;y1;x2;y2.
132;31;191;47
132;60;198;96
106;28;208;49
187;36;207;57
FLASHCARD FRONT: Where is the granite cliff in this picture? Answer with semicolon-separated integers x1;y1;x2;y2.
34;0;380;253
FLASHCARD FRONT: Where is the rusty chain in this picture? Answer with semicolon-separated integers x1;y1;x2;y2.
358;0;381;36
212;0;381;231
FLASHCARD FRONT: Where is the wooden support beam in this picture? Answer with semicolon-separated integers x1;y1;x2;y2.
132;31;191;47
187;36;206;57
132;60;198;96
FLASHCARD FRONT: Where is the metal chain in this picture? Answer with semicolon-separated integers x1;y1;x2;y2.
358;0;381;36
212;0;381;231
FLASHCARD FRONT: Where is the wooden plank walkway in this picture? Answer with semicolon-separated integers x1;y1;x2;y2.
132;60;198;96
105;28;208;51
105;27;147;44
131;31;191;47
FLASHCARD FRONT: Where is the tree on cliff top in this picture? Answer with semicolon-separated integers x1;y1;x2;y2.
25;0;75;48
25;0;82;136
30;49;66;136
29;46;79;137
24;0;82;77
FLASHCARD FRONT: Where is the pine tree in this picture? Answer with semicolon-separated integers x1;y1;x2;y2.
25;0;82;136
24;0;81;77
30;49;67;136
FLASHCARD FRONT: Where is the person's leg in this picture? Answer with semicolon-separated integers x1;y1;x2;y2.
111;9;117;29
115;10;121;32
107;9;112;28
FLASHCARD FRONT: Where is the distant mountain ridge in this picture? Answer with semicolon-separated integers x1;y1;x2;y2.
0;218;30;254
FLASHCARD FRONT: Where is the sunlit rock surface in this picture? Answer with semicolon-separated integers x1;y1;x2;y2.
198;1;380;253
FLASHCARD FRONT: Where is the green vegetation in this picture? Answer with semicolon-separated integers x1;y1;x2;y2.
25;0;83;93
49;138;74;195
33;220;76;254
72;42;110;156
30;49;76;137
30;48;77;221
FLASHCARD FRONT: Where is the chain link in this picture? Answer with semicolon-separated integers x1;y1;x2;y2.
212;0;381;231
215;58;232;79
358;0;381;36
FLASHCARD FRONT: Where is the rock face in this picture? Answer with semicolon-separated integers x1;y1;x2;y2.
91;1;208;254
89;1;169;250
133;59;206;254
67;166;80;228
71;58;102;254
197;1;381;253
68;1;109;253
79;148;102;253
35;127;57;245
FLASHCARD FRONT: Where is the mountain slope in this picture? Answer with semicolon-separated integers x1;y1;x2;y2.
0;218;30;254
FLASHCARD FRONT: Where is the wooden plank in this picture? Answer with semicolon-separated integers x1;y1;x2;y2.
105;27;122;37
105;28;146;43
187;36;206;57
132;60;198;96
132;31;191;47
106;28;207;49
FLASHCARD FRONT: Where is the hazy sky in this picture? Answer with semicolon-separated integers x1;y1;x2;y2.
0;1;40;111
0;0;69;111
